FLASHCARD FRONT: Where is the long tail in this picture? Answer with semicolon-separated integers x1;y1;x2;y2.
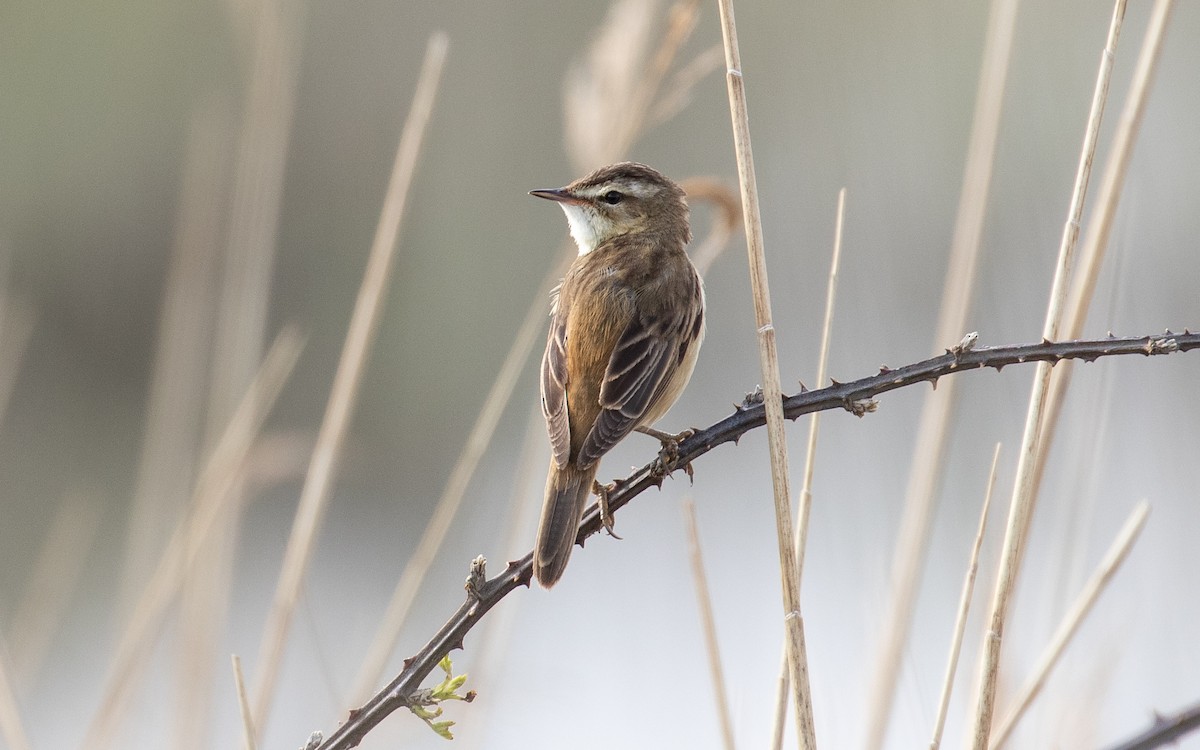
533;462;598;588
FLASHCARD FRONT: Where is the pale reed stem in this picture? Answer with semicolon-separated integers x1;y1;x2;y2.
969;2;1127;745
863;0;1019;741
989;502;1150;748
770;188;846;750
716;0;815;744
682;497;738;750
250;33;447;735
930;444;1002;749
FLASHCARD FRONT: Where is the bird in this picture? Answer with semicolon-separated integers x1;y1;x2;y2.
529;162;705;588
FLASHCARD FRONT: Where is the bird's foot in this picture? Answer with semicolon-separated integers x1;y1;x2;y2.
592;479;624;539
638;426;696;481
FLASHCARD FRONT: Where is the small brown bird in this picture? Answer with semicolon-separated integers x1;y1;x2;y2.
530;162;705;588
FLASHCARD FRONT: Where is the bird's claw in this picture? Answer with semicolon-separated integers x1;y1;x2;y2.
640;426;695;477
592;479;623;539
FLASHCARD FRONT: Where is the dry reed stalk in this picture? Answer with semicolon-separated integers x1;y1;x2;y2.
81;329;304;748
349;255;563;702
969;2;1128;745
8;494;100;686
232;654;258;750
461;406;550;750
165;105;237;750
682;497;737;750
1031;0;1175;500
863;0;1019;743
715;0;815;745
120;102;229;612
0;298;33;431
184;0;305;742
332;209;566;712
680;177;742;276
249;33;447;734
0;636;31;750
989;501;1150;748
768;188;846;750
566;0;703;170
930;444;1002;750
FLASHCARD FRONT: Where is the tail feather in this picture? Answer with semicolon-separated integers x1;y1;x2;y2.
534;463;597;588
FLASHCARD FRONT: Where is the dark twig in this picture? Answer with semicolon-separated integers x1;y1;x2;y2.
1100;700;1200;750
309;331;1198;750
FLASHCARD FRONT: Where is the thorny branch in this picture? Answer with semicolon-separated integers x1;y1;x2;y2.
308;330;1198;750
1101;699;1200;750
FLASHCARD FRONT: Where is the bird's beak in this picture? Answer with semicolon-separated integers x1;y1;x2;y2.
529;188;586;206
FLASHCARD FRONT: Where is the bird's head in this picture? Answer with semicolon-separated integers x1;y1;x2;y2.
531;162;690;255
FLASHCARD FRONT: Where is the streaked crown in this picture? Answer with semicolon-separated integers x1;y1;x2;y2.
531;162;691;254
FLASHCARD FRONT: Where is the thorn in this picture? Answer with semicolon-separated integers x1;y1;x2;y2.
403;657;414;669
1107;330;1115;338
798;380;809;392
829;377;842;387
451;639;465;652
878;365;892;374
929;377;939;390
516;568;533;587
1041;336;1052;345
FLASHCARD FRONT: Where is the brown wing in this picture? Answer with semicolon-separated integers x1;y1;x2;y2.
541;286;571;468
577;307;684;467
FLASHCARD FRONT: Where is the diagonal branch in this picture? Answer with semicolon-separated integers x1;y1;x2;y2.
307;330;1198;750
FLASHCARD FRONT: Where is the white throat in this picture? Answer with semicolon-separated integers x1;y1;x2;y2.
560;204;603;255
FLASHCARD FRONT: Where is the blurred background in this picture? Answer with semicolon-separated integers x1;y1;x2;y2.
0;0;1197;748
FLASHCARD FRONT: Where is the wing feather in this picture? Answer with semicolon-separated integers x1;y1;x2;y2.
541;288;571;468
577;312;679;466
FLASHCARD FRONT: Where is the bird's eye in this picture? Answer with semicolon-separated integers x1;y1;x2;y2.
601;190;624;205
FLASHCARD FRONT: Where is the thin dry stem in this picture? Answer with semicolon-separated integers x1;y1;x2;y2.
189;1;305;742
679;177;742;276
716;0;815;745
81;328;304;748
350;250;565;702
120;100;229;612
0;298;33;432
682;497;737;750
648;43;725;128
249;32;447;734
0;636;31;750
8;494;100;685
863;0;1019;742
232;654;258;750
931;444;1002;749
990;501;1150;748
461;406;549;750
969;3;1127;745
1032;0;1175;501
769;188;846;750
